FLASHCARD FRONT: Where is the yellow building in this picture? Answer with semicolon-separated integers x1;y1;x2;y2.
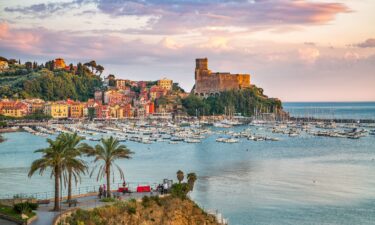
157;78;173;91
0;60;9;71
109;105;124;119
69;102;84;118
44;102;69;119
54;58;66;69
0;101;28;118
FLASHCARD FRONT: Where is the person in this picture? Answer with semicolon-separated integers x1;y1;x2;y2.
163;182;168;194
122;180;126;188
103;184;107;198
98;185;103;199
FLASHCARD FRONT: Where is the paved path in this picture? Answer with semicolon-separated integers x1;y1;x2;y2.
30;192;158;225
0;218;18;225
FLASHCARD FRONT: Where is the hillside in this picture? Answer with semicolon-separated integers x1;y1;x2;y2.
64;196;222;225
182;86;283;117
0;58;103;101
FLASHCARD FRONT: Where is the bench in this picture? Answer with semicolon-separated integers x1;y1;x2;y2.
37;199;51;205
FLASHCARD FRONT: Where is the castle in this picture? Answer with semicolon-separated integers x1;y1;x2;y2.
194;58;251;97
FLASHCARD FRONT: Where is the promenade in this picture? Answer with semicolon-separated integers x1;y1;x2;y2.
31;192;158;225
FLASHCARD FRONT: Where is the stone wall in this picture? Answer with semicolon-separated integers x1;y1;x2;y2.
194;58;251;96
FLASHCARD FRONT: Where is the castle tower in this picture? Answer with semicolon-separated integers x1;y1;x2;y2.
195;58;210;80
196;58;208;70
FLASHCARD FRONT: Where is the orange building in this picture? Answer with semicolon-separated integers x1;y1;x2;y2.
67;100;84;118
54;58;66;69
0;100;28;117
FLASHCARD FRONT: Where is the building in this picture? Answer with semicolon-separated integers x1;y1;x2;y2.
0;60;9;71
150;85;167;99
54;58;66;69
115;79;129;90
67;100;84;118
157;78;173;91
23;99;45;113
44;102;69;119
94;91;103;103
104;90;125;105
194;58;250;97
0;100;28;117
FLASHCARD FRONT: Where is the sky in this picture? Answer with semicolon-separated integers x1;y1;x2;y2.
0;0;374;102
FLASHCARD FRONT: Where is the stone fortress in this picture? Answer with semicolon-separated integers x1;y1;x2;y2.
194;58;251;97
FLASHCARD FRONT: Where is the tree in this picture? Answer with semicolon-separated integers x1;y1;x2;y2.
58;133;88;205
177;170;184;184
84;60;97;73
25;61;32;70
28;138;67;211
187;173;197;191
95;65;104;76
84;136;133;197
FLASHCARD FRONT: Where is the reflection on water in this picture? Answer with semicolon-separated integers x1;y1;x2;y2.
1;130;375;225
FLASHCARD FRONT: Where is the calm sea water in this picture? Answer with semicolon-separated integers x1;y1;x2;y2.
1;102;375;225
283;102;375;120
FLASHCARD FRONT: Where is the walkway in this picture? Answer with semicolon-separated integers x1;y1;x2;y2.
0;218;18;225
31;192;158;225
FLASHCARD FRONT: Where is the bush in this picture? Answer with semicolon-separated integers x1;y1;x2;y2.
127;206;136;214
141;196;150;208
100;197;116;203
13;202;38;214
150;196;162;206
170;183;190;200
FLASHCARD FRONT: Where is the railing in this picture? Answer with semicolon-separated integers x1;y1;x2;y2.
0;181;160;200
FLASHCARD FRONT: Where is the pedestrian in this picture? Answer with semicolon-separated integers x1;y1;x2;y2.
99;185;103;199
103;184;107;198
163;182;168;194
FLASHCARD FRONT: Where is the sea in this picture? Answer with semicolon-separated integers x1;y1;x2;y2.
0;102;375;225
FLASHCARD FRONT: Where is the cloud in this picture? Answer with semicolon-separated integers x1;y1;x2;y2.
4;1;85;17
298;47;320;64
159;37;182;50
3;0;350;35
356;38;375;48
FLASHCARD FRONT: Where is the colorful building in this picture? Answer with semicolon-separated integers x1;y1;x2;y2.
54;58;66;69
158;78;173;91
0;100;28;117
67;100;84;118
44;102;69;119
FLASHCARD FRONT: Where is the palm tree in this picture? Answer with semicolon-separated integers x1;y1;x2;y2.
177;170;184;184
58;133;88;204
187;173;197;191
28;138;67;211
85;136;133;197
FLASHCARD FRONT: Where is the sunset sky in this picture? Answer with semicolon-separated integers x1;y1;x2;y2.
1;0;374;101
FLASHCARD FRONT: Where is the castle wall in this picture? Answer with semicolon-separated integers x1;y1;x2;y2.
194;58;251;96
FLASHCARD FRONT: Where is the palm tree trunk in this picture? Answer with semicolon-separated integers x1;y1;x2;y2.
106;164;111;198
68;170;72;206
54;167;60;211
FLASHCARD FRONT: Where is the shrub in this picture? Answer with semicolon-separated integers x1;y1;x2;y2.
127;206;136;214
100;197;116;203
141;196;150;208
170;183;190;200
150;196;162;206
13;202;38;214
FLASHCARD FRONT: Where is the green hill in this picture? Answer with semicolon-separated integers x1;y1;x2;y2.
0;60;103;101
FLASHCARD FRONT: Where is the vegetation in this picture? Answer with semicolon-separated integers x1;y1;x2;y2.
84;136;134;198
0;60;103;101
182;87;282;116
58;133;88;203
0;203;36;222
13;202;38;213
28;133;88;211
171;170;198;200
64;195;220;225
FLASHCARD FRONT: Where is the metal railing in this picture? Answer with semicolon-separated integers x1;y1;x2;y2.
0;181;160;200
